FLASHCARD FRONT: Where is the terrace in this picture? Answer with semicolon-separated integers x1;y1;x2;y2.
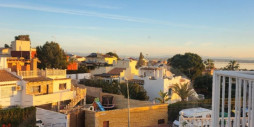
179;71;254;127
17;68;66;79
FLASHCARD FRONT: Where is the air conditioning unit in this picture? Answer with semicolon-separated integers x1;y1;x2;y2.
16;85;22;91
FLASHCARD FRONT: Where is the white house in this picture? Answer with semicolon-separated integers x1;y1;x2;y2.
0;57;7;69
0;68;86;112
91;59;139;83
134;66;191;103
0;69;23;107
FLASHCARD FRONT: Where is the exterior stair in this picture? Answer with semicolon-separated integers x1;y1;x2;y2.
62;85;86;113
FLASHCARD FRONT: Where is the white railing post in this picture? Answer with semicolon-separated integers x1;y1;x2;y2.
251;81;254;127
228;77;232;127
237;78;242;127
234;77;239;127
248;80;252;127
212;73;221;127
212;72;217;127
243;80;247;127
221;76;226;127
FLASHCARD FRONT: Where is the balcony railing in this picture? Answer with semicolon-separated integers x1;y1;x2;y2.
22;90;76;106
212;71;254;127
18;69;66;78
18;70;43;78
179;71;254;127
179;116;249;127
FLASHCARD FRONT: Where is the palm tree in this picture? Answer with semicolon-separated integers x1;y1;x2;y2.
204;59;215;70
155;90;170;104
225;60;240;70
172;83;194;101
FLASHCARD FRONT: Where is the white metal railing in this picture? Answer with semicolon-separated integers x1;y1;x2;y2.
17;69;66;78
45;68;66;76
179;116;249;127
212;71;254;127
18;70;43;78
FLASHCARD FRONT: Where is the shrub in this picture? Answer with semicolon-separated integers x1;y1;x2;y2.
81;79;149;101
0;106;36;127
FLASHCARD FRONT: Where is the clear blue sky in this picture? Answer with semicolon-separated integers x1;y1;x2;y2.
0;0;253;58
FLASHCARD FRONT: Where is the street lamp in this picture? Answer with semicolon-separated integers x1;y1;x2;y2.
125;78;130;127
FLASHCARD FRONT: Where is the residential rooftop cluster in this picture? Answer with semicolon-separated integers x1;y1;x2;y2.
0;35;253;127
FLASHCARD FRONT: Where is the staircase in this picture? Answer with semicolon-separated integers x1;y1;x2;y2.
62;86;86;113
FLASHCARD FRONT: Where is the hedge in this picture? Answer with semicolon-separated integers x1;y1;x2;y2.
0;106;36;127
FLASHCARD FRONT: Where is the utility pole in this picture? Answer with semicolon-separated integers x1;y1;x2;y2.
126;79;130;127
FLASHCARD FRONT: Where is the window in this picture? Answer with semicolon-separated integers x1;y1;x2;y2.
168;88;172;99
103;121;109;127
31;86;41;94
158;119;165;124
59;83;67;90
0;86;15;98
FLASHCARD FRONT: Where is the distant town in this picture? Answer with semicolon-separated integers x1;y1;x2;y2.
0;35;253;127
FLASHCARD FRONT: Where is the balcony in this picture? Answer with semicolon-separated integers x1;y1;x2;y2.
22;90;76;106
18;69;66;79
179;71;254;127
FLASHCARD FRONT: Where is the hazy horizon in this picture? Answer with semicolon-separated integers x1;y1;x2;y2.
0;0;254;58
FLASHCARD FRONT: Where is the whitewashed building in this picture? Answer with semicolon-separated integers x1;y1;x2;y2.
134;66;192;103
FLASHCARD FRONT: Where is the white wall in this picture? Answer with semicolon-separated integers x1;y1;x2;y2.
143;77;164;101
141;76;190;103
90;67;113;75
53;79;72;93
0;57;7;69
36;108;70;127
0;80;22;107
11;40;31;51
66;73;91;81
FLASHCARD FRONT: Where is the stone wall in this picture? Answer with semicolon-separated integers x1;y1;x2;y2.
84;104;168;127
100;93;152;109
82;85;102;98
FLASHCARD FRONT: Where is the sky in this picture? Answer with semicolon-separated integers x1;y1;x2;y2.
0;0;253;58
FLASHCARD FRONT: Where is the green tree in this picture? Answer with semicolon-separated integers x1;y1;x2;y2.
81;79;149;100
193;74;213;99
155;90;170;104
4;44;10;48
106;52;120;60
136;52;146;69
204;59;215;70
15;35;30;41
169;53;205;80
77;65;89;73
119;83;149;101
224;60;240;70
172;83;194;101
81;79;120;94
36;41;68;69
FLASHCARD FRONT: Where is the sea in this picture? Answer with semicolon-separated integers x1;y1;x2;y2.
214;62;254;70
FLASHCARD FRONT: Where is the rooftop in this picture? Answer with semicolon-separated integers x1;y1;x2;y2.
108;68;125;75
24;77;53;82
0;70;20;82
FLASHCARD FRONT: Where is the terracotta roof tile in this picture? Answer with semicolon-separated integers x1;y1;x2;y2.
108;68;125;75
0;70;20;82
